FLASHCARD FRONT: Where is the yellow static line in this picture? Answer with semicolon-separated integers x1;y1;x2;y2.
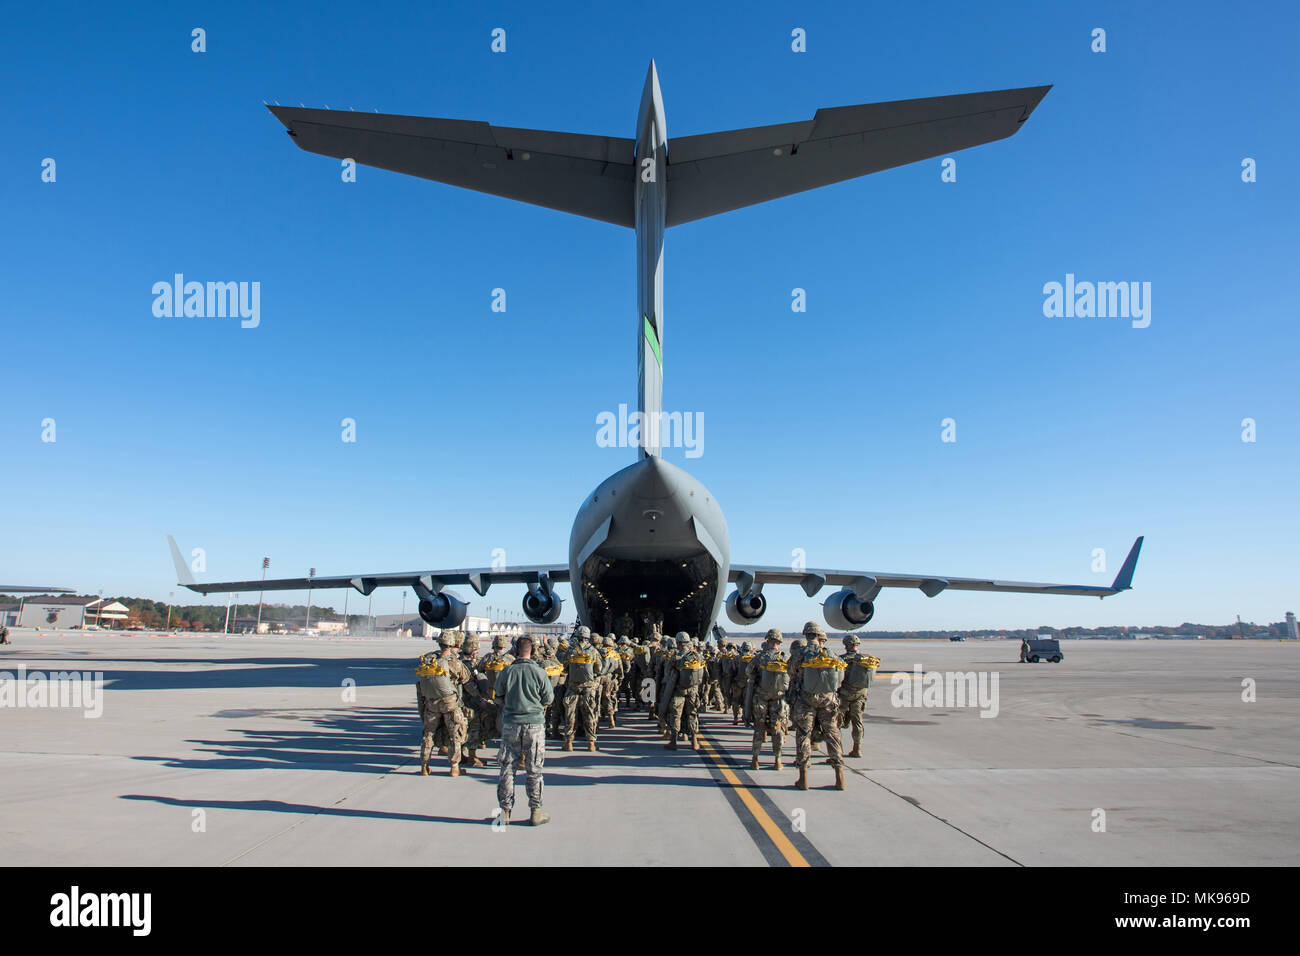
696;736;809;868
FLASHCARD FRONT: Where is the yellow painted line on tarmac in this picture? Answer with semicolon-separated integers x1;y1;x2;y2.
696;736;809;868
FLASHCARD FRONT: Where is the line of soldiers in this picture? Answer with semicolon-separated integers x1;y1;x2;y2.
414;621;877;792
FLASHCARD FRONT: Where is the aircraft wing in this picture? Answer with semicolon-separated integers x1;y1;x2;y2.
267;105;636;227
0;586;75;593
730;537;1143;600
178;564;570;598
666;85;1051;225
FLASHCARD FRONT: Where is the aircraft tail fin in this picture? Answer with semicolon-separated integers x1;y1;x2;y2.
167;535;196;587
1110;536;1144;591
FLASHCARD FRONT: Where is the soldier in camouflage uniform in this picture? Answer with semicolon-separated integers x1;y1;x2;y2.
617;636;636;708
599;635;624;728
416;630;475;777
455;633;490;767
745;629;789;769
629;635;654;712
475;634;515;747
663;631;706;749
562;626;604;752
494;635;554;826
537;636;565;734
791;622;846;790
704;641;725;712
654;635;676;736
717;642;736;716
552;634;570;738
731;641;756;725
837;635;878;759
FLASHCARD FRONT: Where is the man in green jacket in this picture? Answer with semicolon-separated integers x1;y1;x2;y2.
494;635;555;826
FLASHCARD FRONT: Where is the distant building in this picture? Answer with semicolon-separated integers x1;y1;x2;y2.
16;596;128;629
1286;612;1298;641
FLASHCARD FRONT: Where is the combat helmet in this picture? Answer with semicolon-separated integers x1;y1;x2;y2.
802;620;825;638
674;631;691;643
764;628;783;644
740;641;752;653
843;634;860;647
575;626;591;641
438;629;463;648
492;634;508;650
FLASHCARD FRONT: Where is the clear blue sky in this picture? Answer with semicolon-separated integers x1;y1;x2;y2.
3;1;1297;630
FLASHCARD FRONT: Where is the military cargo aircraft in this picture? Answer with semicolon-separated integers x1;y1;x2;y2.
178;62;1142;637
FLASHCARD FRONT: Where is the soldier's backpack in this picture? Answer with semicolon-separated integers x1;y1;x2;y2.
677;651;706;688
800;649;847;696
415;652;457;699
842;654;879;691
757;652;790;696
565;642;600;684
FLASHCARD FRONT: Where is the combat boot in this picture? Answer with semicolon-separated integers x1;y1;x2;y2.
449;765;461;778
499;809;510;827
750;755;760;771
773;754;783;771
732;714;739;725
463;749;485;768
530;808;550;826
795;767;808;790
690;735;699;750
420;762;430;776
438;745;448;756
665;737;677;750
834;766;846;790
588;739;598;752
562;737;573;752
847;745;862;759
609;714;617;729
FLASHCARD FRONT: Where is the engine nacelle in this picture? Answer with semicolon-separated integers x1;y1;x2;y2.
823;589;874;630
725;589;767;627
418;591;468;629
522;589;564;625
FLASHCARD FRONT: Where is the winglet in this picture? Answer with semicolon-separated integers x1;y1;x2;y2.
1110;536;1144;591
167;535;196;587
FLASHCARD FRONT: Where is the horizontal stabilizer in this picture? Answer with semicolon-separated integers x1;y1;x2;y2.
666;85;1051;225
268;106;636;226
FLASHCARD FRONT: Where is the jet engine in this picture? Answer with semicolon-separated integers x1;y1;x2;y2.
417;591;468;629
522;588;564;625
725;589;767;626
823;588;874;630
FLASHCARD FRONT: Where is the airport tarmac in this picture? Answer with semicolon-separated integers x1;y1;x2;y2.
1;634;1296;867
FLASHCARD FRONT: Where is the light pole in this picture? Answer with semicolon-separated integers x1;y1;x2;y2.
306;568;316;631
94;589;103;628
166;591;174;632
256;557;269;634
367;592;373;635
231;594;239;636
224;593;232;634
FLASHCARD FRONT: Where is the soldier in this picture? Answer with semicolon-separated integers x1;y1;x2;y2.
475;635;515;747
618;636;636;708
561;626;603;752
731;641;756;725
552;634;570;738
654;635;676;736
791;622;846;791
663;631;706;750
0;624;10;644
745;629;789;770
415;630;475;777
837;635;879;759
455;634;490;768
537;636;565;735
717;641;737;715
600;634;623;728
494;635;554;826
704;641;724;712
